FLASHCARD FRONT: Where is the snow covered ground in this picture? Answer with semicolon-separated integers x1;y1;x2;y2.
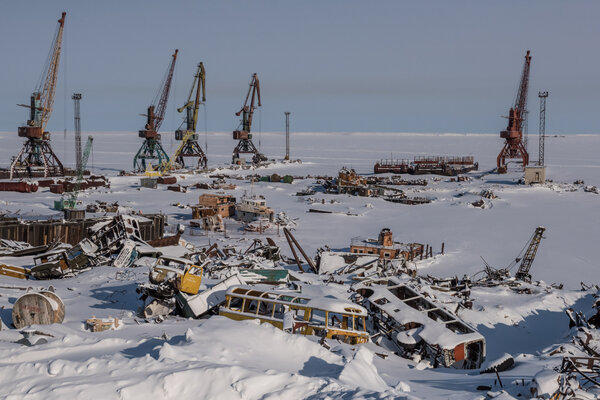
0;131;599;399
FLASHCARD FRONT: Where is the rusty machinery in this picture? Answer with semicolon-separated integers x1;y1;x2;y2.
497;50;532;173
514;226;545;283
134;50;179;172
10;12;67;179
232;73;267;165
173;62;207;170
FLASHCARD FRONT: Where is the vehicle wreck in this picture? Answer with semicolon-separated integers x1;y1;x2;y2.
356;277;486;369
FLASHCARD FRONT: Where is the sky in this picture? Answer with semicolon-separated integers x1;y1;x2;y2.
0;1;599;134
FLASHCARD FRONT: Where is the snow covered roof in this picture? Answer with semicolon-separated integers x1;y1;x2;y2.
226;285;367;316
360;281;484;350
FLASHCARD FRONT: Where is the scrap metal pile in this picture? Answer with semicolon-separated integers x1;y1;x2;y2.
0;224;559;377
136;237;288;319
323;167;434;204
0;214;173;280
525;289;600;398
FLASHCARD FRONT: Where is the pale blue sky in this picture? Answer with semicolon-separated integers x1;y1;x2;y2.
1;1;599;134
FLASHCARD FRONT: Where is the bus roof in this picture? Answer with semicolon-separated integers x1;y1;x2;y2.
226;285;367;316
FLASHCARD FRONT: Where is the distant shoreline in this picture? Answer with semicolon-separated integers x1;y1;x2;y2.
0;131;597;137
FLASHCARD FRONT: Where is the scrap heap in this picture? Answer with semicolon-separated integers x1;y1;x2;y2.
0;214;171;279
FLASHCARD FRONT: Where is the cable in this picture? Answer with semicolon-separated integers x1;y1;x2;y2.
259;107;262;150
203;103;208;152
506;230;537;271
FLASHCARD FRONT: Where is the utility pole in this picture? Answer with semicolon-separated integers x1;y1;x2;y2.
72;93;82;171
538;91;548;166
284;112;290;160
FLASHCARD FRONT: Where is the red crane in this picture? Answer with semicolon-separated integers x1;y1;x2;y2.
497;50;531;173
10;12;67;178
139;49;178;137
232;73;266;164
134;49;178;171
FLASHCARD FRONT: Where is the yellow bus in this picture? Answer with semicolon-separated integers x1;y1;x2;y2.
220;285;369;345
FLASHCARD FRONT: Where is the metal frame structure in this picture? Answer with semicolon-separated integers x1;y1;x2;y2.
538;91;548;166
284;112;290;160
514;226;546;282
232;73;266;164
173;62;207;170
10;12;67;179
497;50;531;173
134;50;178;172
73;93;82;171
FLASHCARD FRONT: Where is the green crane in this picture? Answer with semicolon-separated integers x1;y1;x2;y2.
54;136;94;211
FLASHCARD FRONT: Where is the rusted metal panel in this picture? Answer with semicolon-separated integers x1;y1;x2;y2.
0;181;38;193
18;126;43;138
49;183;65;194
38;179;55;187
157;176;177;185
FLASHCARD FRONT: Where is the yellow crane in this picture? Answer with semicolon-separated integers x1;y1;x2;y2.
146;62;207;176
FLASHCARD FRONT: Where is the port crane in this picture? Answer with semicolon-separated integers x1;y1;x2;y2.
134;50;179;172
54;136;94;211
232;73;266;165
497;50;531;173
10;12;67;179
172;62;208;170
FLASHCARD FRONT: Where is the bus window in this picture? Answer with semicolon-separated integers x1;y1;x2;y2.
310;309;326;326
328;312;349;330
273;303;286;319
257;301;270;316
354;316;366;332
244;299;260;314
229;296;243;311
294;308;306;321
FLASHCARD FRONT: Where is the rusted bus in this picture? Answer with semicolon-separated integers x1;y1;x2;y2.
220;285;370;345
357;278;485;369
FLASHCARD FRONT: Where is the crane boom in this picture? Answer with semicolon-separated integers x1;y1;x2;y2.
513;50;532;133
177;62;205;132
497;50;531;173
150;49;178;133
37;12;66;131
235;73;261;133
11;12;66;179
515;226;545;283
